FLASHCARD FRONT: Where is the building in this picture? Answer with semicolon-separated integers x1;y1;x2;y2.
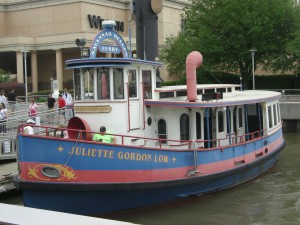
0;0;188;93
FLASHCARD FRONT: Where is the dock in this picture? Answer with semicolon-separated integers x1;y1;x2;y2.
0;161;138;225
0;203;138;225
0;160;18;196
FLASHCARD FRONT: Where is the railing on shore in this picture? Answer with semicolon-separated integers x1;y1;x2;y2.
0;102;71;160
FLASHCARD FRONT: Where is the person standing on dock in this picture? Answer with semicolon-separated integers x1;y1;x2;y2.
0;90;7;104
47;93;56;124
0;103;7;133
7;88;22;113
0;102;7;133
62;88;73;121
58;94;66;123
28;98;38;120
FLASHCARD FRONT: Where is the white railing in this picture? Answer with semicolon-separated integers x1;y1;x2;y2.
0;102;72;160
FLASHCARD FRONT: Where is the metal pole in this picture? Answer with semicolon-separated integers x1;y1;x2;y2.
23;51;28;103
250;49;256;90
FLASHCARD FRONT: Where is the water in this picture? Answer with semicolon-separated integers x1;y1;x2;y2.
1;132;299;225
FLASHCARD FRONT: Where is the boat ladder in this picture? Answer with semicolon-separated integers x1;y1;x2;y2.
186;141;203;177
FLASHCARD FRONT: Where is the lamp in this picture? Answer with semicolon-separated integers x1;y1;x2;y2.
250;48;257;90
75;39;87;58
22;50;30;103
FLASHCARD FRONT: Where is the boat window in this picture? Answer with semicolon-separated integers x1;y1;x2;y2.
158;119;167;143
217;88;226;93
74;69;81;100
273;104;277;126
196;112;202;139
218;111;224;132
128;70;137;98
268;106;273;129
177;91;187;97
113;68;124;99
233;107;237;132
180;114;189;140
142;70;152;99
197;89;203;95
238;108;243;128
204;89;214;94
84;68;94;100
160;92;174;98
97;68;110;100
277;102;281;123
227;108;232;133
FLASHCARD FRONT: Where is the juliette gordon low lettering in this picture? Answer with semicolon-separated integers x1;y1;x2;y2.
69;147;169;163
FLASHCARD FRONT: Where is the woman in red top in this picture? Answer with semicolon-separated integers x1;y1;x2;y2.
58;94;66;116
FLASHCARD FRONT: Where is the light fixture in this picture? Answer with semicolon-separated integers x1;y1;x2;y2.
82;48;90;58
75;39;86;47
75;39;87;58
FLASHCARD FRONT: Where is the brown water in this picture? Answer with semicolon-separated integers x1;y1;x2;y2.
1;132;299;225
111;132;300;225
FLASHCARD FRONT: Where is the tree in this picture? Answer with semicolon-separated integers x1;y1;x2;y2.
160;0;300;89
0;68;10;83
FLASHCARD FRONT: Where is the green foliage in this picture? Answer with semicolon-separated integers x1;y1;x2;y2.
0;68;10;83
162;71;300;90
160;0;300;89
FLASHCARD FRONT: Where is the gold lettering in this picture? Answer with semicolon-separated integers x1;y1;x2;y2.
130;152;135;160
82;148;86;156
75;147;81;155
124;152;130;160
118;151;124;159
67;147;167;163
109;150;114;158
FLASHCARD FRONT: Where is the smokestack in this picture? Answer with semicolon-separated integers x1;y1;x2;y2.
134;0;161;61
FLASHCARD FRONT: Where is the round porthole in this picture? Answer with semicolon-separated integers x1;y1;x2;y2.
42;166;61;178
263;140;268;146
147;117;152;126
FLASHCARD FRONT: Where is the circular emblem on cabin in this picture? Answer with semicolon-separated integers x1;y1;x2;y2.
151;0;162;14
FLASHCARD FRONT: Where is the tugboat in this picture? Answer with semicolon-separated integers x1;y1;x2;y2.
14;20;286;216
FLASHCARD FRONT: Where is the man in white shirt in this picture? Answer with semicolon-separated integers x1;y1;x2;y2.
62;89;73;120
24;119;35;135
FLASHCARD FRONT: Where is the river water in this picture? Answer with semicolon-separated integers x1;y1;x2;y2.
1;132;300;225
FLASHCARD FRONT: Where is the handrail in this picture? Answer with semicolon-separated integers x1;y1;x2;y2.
18;123;270;151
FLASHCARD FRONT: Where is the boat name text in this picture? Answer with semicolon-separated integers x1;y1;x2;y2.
69;147;169;163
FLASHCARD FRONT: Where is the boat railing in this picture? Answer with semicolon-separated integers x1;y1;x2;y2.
18;124;268;151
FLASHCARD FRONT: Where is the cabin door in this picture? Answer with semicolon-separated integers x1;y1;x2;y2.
204;108;213;148
233;106;244;143
216;108;229;146
128;69;140;130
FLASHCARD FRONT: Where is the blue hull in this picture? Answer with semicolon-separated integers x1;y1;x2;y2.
18;142;284;216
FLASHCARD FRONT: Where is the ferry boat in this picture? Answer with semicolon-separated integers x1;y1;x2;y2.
14;21;286;216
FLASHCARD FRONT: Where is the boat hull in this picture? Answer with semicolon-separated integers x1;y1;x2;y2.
15;140;285;216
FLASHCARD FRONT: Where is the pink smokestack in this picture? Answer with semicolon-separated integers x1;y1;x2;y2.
186;51;203;102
